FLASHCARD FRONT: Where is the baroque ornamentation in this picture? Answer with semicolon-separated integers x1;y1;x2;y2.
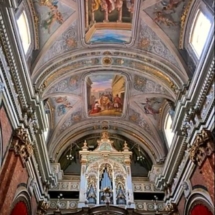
12;128;34;162
179;0;194;49
164;202;178;213
189;129;214;167
138;20;179;69
37;200;49;215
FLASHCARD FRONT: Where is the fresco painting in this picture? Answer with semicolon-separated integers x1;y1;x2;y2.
34;0;74;46
84;0;135;43
87;74;126;116
55;96;73;116
142;98;164;116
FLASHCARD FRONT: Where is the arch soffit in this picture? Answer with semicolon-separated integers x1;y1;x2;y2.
32;49;188;93
183;189;214;215
50;122;164;165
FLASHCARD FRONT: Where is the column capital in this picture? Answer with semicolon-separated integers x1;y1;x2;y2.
12;128;34;163
36;200;49;215
189;129;214;167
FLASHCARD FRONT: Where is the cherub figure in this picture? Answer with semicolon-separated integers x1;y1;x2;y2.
154;11;177;26
162;0;184;13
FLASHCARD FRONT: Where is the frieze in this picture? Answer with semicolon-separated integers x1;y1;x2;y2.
135;200;165;211
51;181;80;191
49;199;78;210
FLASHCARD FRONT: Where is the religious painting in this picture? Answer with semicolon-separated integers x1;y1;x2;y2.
84;0;135;44
86;74;126;117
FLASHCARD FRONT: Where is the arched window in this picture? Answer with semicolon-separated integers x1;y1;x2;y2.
17;11;31;54
189;9;212;59
164;113;174;147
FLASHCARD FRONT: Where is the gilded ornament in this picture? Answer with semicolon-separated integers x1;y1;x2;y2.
102;57;112;66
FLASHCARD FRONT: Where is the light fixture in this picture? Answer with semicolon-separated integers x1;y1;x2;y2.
66;143;74;160
137;145;144;161
56;193;63;211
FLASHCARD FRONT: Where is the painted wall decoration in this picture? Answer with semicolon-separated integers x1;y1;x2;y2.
86;74;126;117
47;75;80;94
84;0;135;44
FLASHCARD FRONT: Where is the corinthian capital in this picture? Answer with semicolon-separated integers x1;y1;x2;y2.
13;128;34;162
189;129;214;167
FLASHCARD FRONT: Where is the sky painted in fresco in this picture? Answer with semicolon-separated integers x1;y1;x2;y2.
89;30;131;43
89;74;114;92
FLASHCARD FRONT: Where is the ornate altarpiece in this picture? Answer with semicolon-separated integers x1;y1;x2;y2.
78;131;134;209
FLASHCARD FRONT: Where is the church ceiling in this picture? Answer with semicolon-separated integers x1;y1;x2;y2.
30;0;190;168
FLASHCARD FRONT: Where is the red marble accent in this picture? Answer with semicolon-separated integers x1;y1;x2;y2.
0;105;13;157
0;150;28;215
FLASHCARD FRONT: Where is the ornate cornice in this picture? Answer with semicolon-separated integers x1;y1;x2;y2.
0;11;28;108
179;0;194;49
189;129;214;167
27;0;40;49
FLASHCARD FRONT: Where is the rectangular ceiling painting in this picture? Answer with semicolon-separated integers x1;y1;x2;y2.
86;74;126;117
84;0;135;44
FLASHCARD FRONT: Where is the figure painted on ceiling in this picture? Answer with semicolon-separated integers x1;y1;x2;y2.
142;98;161;115
89;101;101;114
113;94;123;112
38;0;63;33
55;96;73;116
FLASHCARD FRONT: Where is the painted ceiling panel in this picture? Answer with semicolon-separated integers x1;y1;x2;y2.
30;0;190;165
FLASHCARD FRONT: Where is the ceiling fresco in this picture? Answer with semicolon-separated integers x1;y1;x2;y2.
84;0;135;44
34;0;75;46
30;0;191;172
87;74;126;117
143;0;186;46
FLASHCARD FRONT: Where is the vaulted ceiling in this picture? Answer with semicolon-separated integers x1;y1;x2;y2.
30;0;190;173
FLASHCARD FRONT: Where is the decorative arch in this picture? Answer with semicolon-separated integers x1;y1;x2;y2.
10;186;31;215
183;188;214;215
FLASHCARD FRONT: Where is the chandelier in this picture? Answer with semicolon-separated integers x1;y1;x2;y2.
66;143;74;160
137;145;144;161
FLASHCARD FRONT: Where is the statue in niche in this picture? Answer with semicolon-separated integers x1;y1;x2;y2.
115;176;126;205
99;164;113;204
87;176;97;204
